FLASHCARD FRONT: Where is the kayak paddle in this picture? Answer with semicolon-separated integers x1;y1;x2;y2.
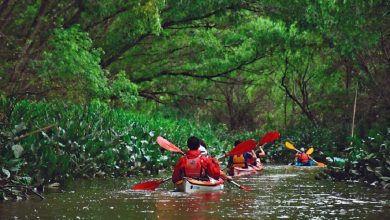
285;141;326;167
219;139;257;159
131;177;171;191
258;131;280;146
306;147;314;155
220;170;252;191
156;136;185;155
227;179;252;190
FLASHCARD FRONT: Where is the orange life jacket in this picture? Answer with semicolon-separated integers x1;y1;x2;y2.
232;154;246;168
184;155;206;178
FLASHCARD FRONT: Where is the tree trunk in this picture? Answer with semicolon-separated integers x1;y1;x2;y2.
11;0;51;95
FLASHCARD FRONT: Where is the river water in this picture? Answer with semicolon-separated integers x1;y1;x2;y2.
1;165;389;219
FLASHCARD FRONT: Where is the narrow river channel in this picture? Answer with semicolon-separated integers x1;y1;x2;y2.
1;165;389;219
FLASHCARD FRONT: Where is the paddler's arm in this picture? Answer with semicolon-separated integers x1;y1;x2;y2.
220;170;232;180
257;144;266;157
172;157;184;183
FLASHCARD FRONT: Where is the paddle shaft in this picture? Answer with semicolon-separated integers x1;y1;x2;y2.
227;179;251;190
161;177;172;183
229;180;242;188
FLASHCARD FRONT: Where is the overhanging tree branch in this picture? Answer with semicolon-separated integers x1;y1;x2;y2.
133;52;265;83
101;3;245;68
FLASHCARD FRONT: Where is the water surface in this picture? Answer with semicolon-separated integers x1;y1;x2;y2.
1;165;389;219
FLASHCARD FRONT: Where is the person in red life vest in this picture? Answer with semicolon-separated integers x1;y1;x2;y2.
172;136;222;183
198;138;232;180
294;147;314;166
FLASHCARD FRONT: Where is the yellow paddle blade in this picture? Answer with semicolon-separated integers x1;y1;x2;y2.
306;147;314;155
316;161;326;167
285;141;296;151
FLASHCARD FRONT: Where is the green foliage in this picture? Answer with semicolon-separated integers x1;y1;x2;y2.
326;129;390;188
33;26;107;100
110;71;138;107
0;100;234;184
266;122;337;164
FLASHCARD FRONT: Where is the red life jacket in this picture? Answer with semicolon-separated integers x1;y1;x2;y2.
299;153;309;163
184;155;206;178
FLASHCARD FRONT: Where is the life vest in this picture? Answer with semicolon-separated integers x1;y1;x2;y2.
232;154;246;168
184;155;206;178
299;153;309;163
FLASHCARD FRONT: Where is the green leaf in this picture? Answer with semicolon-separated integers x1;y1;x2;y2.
380;176;390;182
11;144;24;158
19;176;32;185
1;168;11;179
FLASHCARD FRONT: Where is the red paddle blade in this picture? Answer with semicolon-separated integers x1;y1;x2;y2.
225;139;257;157
240;186;252;191
131;179;163;191
156;136;184;154
258;131;280;145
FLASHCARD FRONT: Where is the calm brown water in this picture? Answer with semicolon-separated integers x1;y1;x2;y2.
1;165;389;219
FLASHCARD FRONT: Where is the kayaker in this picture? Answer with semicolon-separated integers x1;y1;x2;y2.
227;140;254;174
245;150;258;166
228;140;245;169
295;148;314;166
172;136;221;183
253;145;266;166
198;138;232;180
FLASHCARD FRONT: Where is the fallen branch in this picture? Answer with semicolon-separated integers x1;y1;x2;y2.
13;124;54;142
1;184;45;200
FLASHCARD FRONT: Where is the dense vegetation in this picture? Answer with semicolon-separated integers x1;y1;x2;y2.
1;99;234;181
1;0;389;196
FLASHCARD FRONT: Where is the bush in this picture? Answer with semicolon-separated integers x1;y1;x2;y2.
0;100;234;185
325;129;390;188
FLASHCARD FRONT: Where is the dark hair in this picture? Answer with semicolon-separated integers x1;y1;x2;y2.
187;136;200;150
199;139;207;148
234;140;241;147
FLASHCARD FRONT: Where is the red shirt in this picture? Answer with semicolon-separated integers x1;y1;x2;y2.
172;150;221;183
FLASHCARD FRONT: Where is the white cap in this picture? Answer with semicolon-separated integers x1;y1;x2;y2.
198;145;208;156
300;148;305;152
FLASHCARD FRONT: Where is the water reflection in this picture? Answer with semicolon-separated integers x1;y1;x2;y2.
155;192;223;220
